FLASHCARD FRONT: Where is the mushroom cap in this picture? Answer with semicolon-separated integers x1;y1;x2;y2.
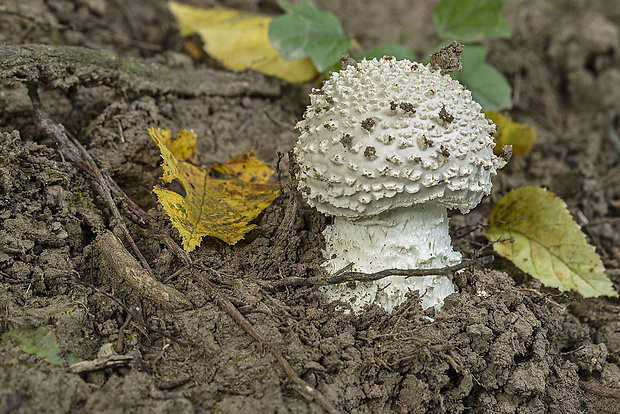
294;57;506;218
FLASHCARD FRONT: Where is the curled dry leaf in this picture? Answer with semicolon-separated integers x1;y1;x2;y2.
168;1;318;83
149;127;279;252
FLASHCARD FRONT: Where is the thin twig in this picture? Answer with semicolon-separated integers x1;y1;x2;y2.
233;117;252;139
76;276;188;346
28;83;152;274
102;169;153;225
261;256;494;290
518;288;565;309
579;381;620;400
474;237;514;258
116;314;133;354
275;151;285;195
190;268;340;414
454;222;488;239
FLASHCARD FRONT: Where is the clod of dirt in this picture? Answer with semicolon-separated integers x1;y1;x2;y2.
430;41;463;74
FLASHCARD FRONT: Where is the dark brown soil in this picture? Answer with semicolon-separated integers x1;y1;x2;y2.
1;1;620;413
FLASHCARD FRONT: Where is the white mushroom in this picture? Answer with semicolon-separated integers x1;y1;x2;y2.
294;57;507;313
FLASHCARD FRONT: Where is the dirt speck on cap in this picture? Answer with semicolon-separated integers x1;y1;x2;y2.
430;41;463;74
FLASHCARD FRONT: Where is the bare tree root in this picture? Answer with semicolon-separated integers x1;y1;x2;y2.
1;44;280;98
96;231;191;310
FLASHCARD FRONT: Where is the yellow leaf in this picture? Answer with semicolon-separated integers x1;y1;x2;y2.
209;149;274;184
486;186;617;298
168;1;318;83
149;127;279;251
154;128;198;163
485;111;536;157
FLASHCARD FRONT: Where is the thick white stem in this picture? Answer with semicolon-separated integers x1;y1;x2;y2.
321;205;461;312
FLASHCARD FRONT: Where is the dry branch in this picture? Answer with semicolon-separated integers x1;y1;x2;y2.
70;355;133;374
156;240;340;412
261;256;494;289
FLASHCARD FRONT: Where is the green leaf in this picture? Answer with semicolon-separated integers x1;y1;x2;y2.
452;45;512;110
354;44;417;62
2;327;64;366
486;187;618;298
432;0;511;42
269;0;351;72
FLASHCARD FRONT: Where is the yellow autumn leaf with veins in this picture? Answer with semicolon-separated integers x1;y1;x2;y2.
168;1;318;83
158;128;198;163
485;111;536;157
149;127;279;251
486;186;617;298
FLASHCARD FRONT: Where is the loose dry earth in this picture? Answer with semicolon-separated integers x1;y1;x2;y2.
1;1;619;413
